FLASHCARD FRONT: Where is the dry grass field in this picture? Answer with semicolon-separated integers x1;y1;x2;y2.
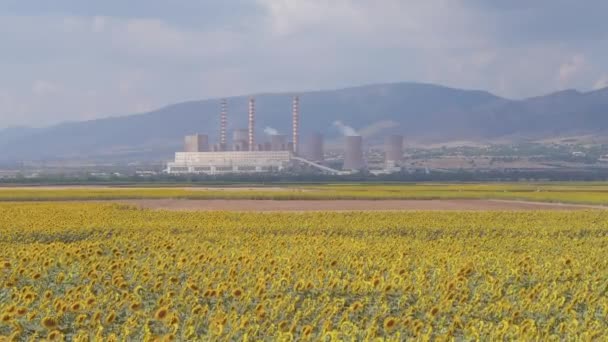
118;199;600;211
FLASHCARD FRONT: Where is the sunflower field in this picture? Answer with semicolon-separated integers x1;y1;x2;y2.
1;203;608;340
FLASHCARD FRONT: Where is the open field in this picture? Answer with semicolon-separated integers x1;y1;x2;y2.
1;203;608;340
118;199;603;211
2;183;608;205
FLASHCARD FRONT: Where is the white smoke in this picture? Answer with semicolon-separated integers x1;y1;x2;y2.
264;126;279;135
333;121;358;136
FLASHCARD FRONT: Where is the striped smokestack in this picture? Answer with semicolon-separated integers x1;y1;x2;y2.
220;99;227;151
292;95;299;155
248;97;255;151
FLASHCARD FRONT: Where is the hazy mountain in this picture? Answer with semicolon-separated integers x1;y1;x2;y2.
0;126;39;146
1;82;607;161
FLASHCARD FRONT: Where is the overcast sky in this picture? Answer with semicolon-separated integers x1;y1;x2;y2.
1;0;608;128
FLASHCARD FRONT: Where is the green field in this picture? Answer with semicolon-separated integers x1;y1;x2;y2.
1;183;608;205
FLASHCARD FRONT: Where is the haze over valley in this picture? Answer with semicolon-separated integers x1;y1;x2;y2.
2;82;608;162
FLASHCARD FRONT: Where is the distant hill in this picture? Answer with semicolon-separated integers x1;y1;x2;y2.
1;82;608;161
0;126;39;146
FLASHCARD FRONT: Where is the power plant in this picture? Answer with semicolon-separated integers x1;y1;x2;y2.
184;134;209;153
270;134;288;151
292;96;300;155
219;99;227;151
248;97;255;151
343;136;365;171
385;135;404;168
306;132;324;162
166;96;406;175
232;129;249;151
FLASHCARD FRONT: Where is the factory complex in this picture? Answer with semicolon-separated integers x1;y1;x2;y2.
169;151;292;174
166;96;405;175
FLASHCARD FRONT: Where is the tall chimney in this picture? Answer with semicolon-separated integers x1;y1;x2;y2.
248;97;255;151
220;99;227;151
292;95;300;155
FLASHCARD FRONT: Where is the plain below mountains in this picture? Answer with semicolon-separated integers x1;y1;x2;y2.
1;82;608;162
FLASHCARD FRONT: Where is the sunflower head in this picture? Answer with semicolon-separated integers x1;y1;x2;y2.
384;317;398;332
41;316;58;329
302;325;314;337
278;320;290;333
47;330;64;341
130;302;142;311
155;307;170;320
70;302;83;312
349;301;363;312
232;288;244;298
105;311;116;324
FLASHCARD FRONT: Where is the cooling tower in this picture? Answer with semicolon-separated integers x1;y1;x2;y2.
184;134;209;152
270;134;287;151
306;132;324;161
343;136;365;170
233;129;249;151
385;135;404;164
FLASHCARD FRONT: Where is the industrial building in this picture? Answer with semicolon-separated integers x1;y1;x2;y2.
343;136;365;171
184;134;209;152
167;96;313;174
305;132;324;162
168;150;291;174
166;96;406;175
385;134;404;170
270;134;288;151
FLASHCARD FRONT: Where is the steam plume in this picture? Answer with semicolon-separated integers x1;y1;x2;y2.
264;126;279;135
333;121;358;136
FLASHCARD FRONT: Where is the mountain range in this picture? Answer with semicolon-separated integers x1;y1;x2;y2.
1;82;608;162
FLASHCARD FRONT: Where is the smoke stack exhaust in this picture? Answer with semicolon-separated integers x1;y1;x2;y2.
220;99;227;151
248;97;255;151
292;95;300;155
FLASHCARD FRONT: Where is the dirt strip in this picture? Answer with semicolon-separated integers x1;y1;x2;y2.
116;199;606;212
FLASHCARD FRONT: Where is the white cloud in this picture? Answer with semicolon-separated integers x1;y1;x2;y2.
256;0;367;36
1;2;608;128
